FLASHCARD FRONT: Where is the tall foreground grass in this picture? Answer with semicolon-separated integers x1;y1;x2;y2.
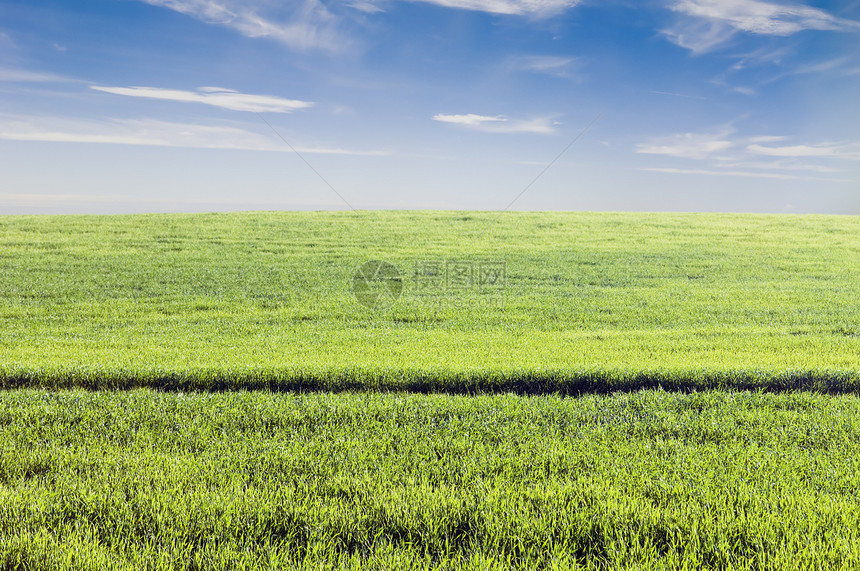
2;389;859;570
1;211;858;390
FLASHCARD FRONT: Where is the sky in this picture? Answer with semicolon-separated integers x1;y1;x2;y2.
1;0;858;214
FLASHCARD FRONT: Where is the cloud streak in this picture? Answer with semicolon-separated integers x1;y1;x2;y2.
0;114;387;155
646;167;798;179
0;67;75;83
507;55;580;78
405;0;580;16
637;126;859;180
91;86;313;113
663;0;860;53
138;0;345;52
643;167;844;181
748;142;860;159
635;129;736;159
433;113;557;134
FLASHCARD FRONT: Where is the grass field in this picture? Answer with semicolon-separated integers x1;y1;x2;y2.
1;211;858;391
3;389;860;570
1;211;859;569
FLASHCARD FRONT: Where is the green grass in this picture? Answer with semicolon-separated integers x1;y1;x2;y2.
1;211;858;391
2;389;859;570
2;211;859;569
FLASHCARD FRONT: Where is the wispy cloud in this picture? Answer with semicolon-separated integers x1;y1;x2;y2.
0;114;387;155
760;56;854;84
91;85;313;113
713;44;857;95
138;0;346;52
663;0;860;53
645;167;801;179
0;67;74;83
648;90;709;100
507;55;580;78
348;1;385;13
748;142;860;159
661;17;738;53
404;0;580;16
637;126;859;180
635;128;736;159
716;159;841;173
747;135;789;143
732;86;757;96
643;166;845;181
433;113;557;134
728;45;792;71
434;113;506;127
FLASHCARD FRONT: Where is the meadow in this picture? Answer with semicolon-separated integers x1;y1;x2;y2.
1;211;859;569
2;389;860;570
0;211;858;391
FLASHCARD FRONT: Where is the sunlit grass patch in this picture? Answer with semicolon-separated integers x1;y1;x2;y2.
1;389;859;569
1;211;858;390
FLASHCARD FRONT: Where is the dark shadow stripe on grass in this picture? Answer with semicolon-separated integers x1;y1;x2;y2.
1;368;858;395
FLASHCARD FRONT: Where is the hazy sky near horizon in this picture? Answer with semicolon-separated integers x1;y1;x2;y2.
1;0;858;214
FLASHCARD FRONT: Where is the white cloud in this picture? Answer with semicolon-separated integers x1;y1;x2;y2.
433;113;557;134
637;127;859;181
433;113;506;126
748;142;860;159
0;67;74;83
729;45;791;71
788;57;851;75
138;0;345;52
91;85;313;113
748;143;835;157
507;55;580;78
0;114;387;155
198;86;238;93
672;0;858;35
645;167;802;179
716;49;855;94
635;129;736;159
747;135;789;143
348;1;385;13
761;57;854;84
648;90;709;100
661;18;739;53
643;167;849;182
717;160;841;173
142;0;236;21
664;0;860;53
406;0;579;16
733;86;757;96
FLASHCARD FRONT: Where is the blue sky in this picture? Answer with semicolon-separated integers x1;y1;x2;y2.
1;0;858;213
